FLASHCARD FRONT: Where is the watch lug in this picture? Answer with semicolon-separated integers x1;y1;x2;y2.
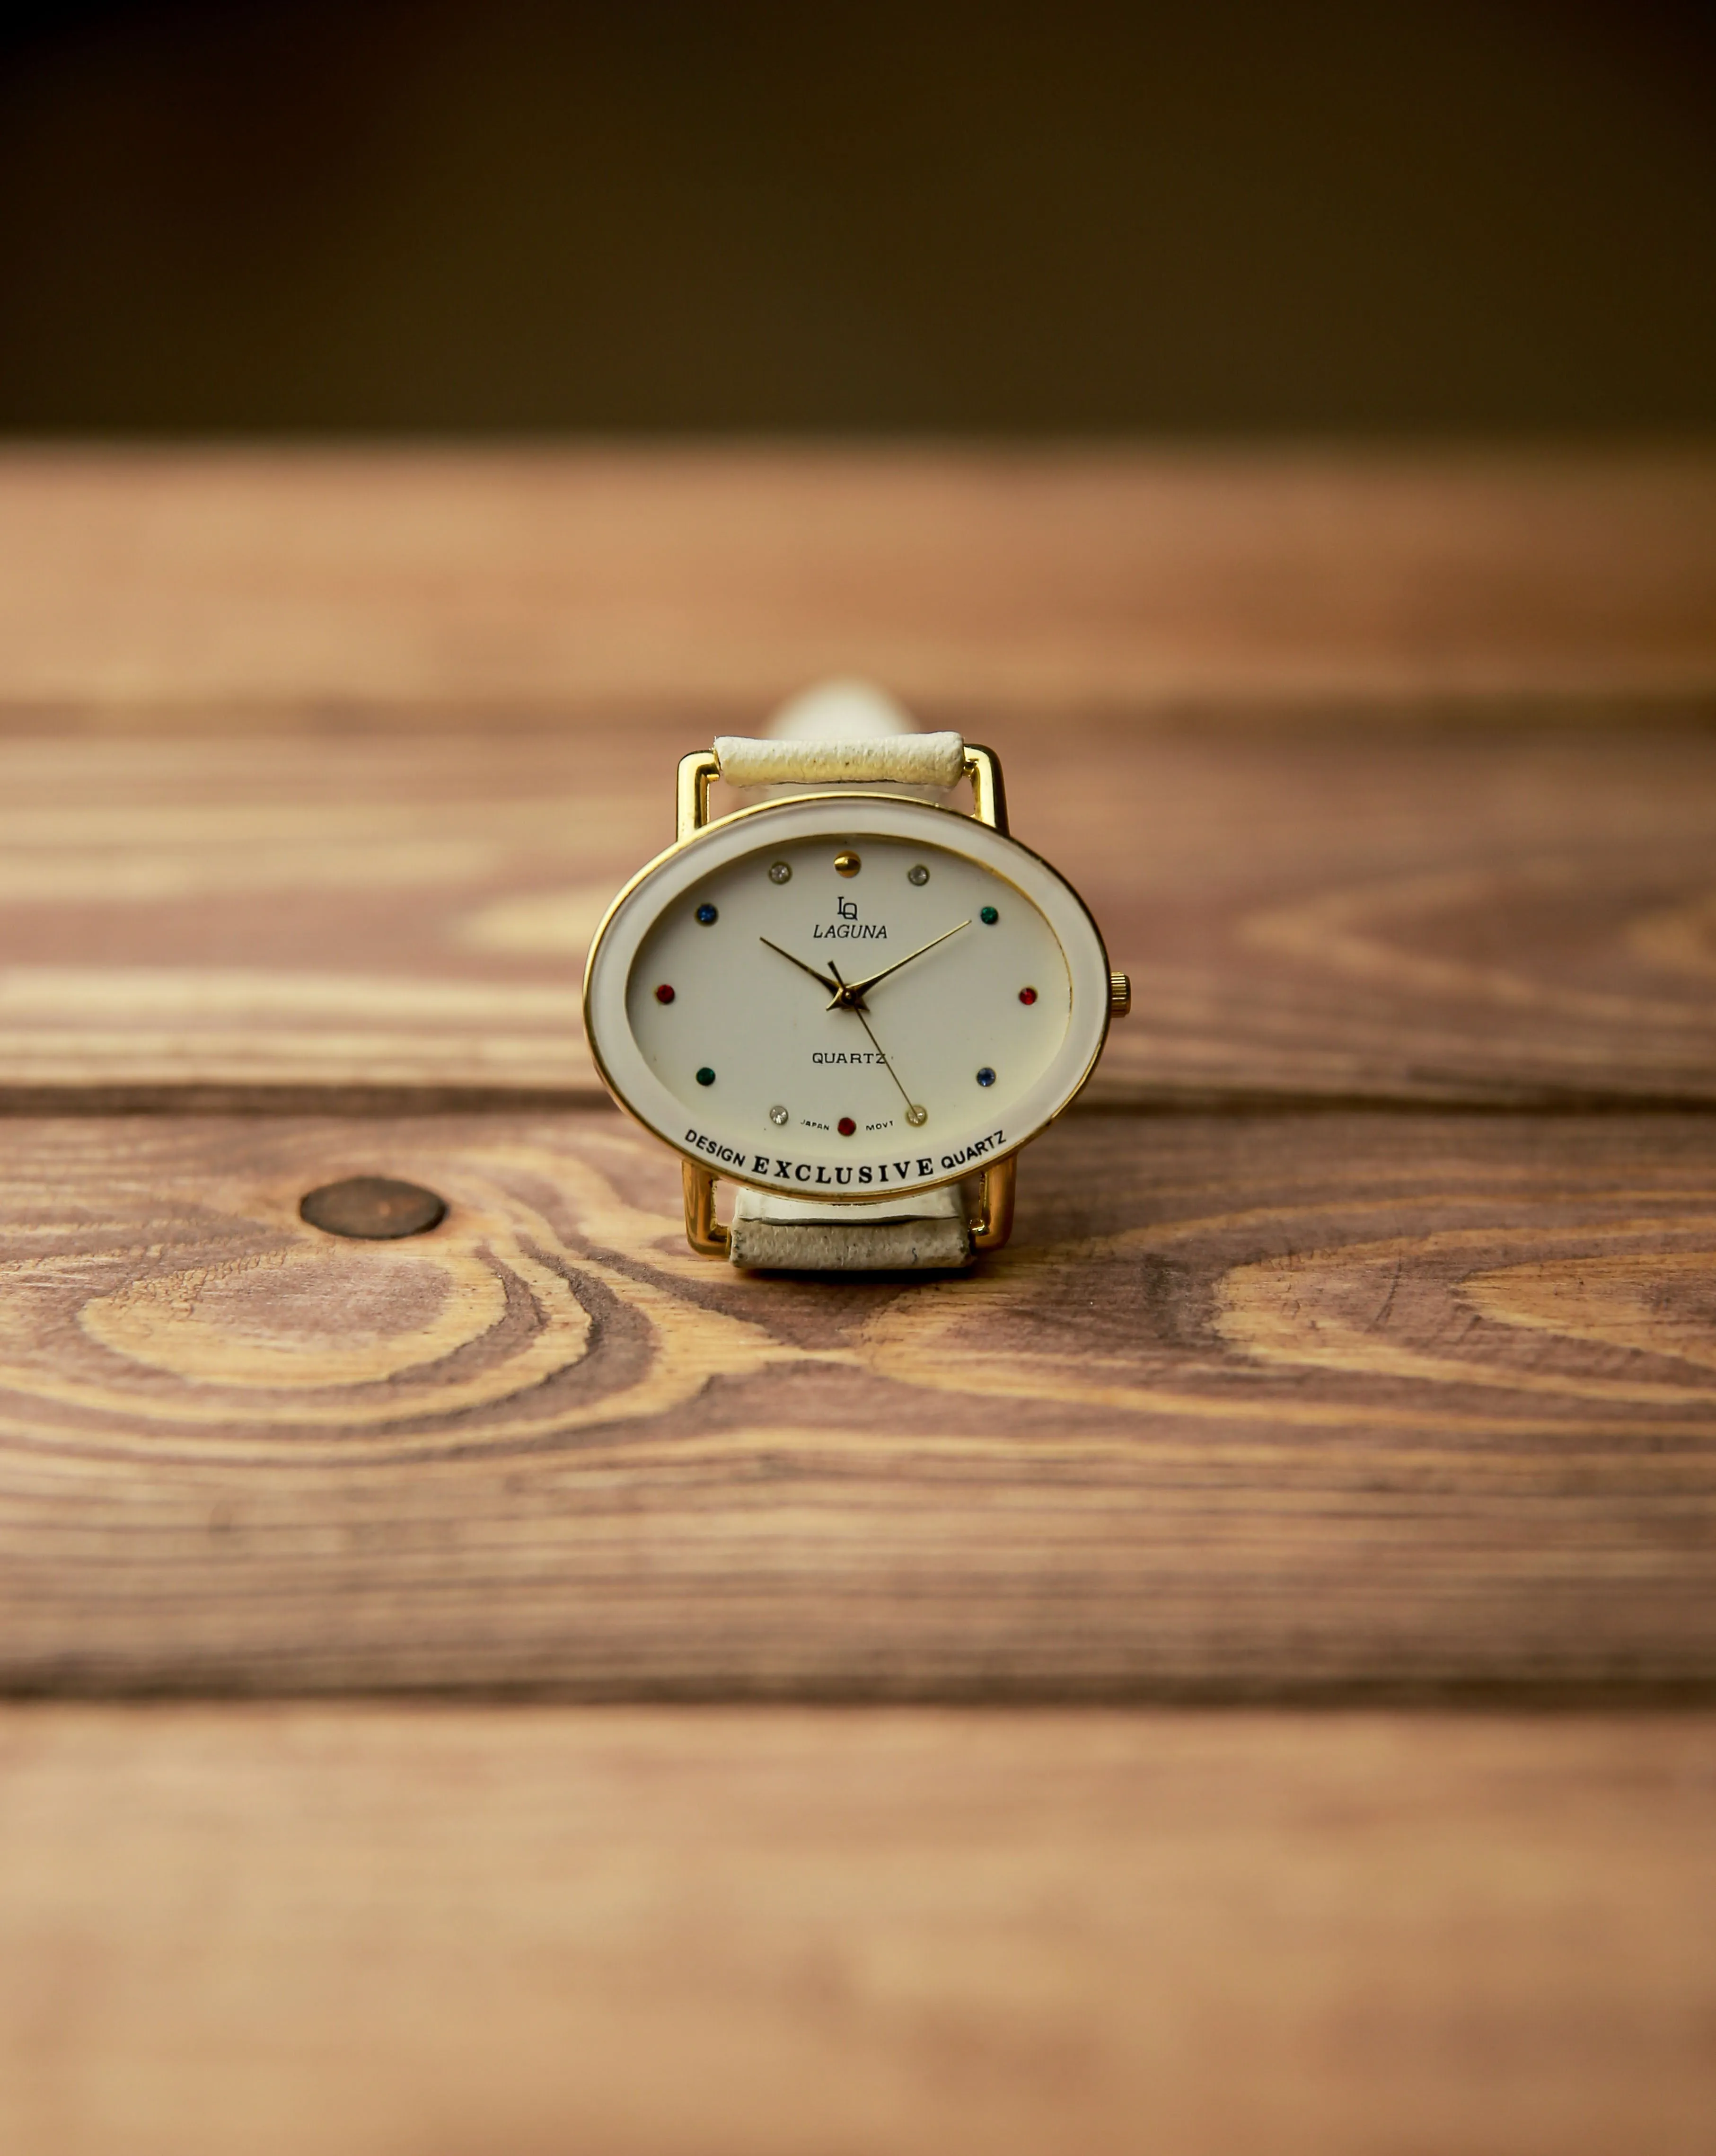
682;1159;731;1257
676;751;722;841
962;744;1009;833
970;1153;1017;1252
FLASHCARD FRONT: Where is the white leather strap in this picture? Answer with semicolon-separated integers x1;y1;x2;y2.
718;684;980;1269
713;731;966;789
728;1184;972;1271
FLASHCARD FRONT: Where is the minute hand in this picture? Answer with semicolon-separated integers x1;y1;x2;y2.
837;919;971;1006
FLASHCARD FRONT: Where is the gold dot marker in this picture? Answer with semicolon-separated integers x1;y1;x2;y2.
834;850;861;877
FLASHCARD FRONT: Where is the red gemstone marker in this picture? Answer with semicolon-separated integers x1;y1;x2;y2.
837;1116;856;1136
654;984;676;1004
1019;986;1038;1005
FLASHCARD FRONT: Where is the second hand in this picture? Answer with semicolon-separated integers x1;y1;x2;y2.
829;961;927;1128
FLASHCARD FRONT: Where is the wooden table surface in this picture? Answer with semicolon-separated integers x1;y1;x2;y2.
3;450;1714;2154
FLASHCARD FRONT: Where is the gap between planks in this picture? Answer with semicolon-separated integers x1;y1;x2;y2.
2;1085;1716;1117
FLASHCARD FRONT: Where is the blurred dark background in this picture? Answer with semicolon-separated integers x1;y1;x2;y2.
1;0;1713;435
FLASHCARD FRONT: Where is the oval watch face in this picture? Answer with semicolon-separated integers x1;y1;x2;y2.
583;795;1111;1201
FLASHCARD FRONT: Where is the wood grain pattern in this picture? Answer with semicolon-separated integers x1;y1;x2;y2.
3;1704;1712;2156
1;449;1712;709
0;1106;1711;1697
3;451;1711;2149
2;717;1716;1103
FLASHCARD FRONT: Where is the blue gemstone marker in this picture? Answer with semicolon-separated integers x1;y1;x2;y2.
696;903;718;925
980;905;999;925
977;1066;996;1087
696;1067;716;1087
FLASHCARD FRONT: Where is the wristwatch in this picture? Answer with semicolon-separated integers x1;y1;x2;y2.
582;725;1129;1269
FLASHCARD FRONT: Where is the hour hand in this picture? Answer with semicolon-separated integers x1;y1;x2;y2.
759;937;843;998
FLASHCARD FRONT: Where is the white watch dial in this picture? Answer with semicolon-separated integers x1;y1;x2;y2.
585;796;1111;1202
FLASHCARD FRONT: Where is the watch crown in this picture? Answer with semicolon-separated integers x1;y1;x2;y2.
1109;971;1132;1017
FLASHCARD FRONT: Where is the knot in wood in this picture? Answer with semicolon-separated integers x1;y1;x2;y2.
299;1176;447;1240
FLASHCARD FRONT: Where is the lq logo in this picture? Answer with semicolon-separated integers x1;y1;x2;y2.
813;896;888;940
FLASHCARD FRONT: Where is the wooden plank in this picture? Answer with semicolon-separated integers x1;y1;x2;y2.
0;727;656;1094
0;1106;1712;1698
1;717;1715;1103
1;449;1712;709
2;1704;1711;2156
